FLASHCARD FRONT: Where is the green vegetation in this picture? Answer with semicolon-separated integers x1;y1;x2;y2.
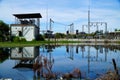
117;40;120;44
115;28;120;32
13;36;27;42
37;34;45;41
54;33;66;38
0;40;81;47
0;19;120;47
0;20;9;42
0;48;9;63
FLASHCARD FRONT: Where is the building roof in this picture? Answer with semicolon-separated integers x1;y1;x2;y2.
13;13;42;19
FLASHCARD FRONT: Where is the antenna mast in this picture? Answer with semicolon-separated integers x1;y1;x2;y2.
46;5;48;30
88;0;90;34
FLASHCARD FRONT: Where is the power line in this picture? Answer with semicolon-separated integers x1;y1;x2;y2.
54;21;69;26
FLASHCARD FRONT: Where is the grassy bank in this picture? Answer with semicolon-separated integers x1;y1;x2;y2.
0;40;81;47
1;40;120;47
0;41;43;47
117;41;120;44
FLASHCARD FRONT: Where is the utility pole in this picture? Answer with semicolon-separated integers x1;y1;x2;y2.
69;23;74;34
46;4;48;31
69;23;74;40
88;0;91;34
82;25;84;32
105;23;107;33
48;18;54;41
50;18;54;31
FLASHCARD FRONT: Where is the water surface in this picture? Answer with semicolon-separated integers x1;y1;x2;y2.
0;44;120;80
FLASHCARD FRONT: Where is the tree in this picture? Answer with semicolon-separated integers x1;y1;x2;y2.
54;33;66;39
115;29;117;32
115;28;120;32
0;20;9;41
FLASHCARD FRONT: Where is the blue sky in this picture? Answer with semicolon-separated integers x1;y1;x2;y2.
0;0;120;33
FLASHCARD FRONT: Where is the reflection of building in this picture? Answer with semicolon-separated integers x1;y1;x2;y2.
10;13;42;41
10;47;39;68
11;47;39;59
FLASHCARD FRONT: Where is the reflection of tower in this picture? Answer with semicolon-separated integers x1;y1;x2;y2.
66;45;74;60
46;44;54;71
104;47;108;61
88;46;90;73
100;46;103;53
69;45;74;60
76;45;79;54
93;45;108;62
96;47;98;61
66;45;69;53
48;52;54;71
81;45;85;58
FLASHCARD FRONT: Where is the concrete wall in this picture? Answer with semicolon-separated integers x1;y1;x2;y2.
11;25;39;41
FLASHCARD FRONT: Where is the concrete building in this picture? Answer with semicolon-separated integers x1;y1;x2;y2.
10;13;42;41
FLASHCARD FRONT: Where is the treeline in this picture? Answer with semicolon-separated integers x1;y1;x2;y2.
0;20;9;41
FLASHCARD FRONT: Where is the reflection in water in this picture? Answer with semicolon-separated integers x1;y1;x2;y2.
10;46;39;68
66;45;74;60
33;55;55;80
0;44;120;80
0;48;9;63
39;44;81;79
65;44;120;79
33;44;56;80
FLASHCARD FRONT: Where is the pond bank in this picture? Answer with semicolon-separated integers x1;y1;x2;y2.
0;39;120;47
48;39;120;43
96;71;120;80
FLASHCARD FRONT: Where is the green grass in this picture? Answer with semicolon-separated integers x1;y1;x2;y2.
0;40;81;47
117;41;120;44
0;40;120;47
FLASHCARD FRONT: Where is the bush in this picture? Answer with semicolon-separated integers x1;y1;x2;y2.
36;34;45;41
20;38;26;42
32;39;37;42
0;37;2;42
13;36;20;42
13;37;27;42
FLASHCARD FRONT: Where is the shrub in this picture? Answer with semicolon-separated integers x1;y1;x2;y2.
13;36;20;42
20;38;26;42
0;37;2;42
32;39;36;42
13;37;27;42
37;34;45;41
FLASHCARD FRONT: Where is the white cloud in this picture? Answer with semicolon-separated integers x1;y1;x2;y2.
0;0;119;33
